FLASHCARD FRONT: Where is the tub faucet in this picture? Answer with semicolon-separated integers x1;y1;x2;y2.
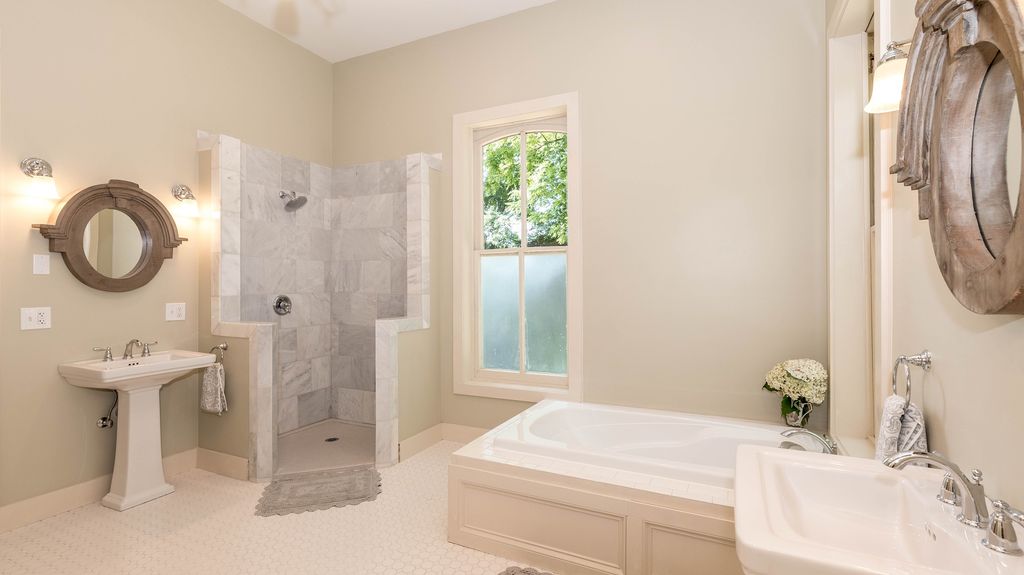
779;429;837;454
122;339;142;360
883;451;988;528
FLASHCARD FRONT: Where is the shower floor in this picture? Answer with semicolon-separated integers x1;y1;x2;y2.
276;419;374;476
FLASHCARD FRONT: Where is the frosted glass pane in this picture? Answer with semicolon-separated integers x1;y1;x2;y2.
482;135;522;249
525;253;567;374
481;256;520;371
526;132;568;247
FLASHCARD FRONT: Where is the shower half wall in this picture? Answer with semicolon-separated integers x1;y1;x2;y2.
207;133;435;473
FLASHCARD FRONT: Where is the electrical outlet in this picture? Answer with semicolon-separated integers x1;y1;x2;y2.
165;302;186;321
20;307;52;330
32;254;50;275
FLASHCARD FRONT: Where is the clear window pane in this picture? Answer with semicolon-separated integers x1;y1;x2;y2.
481;255;520;371
526;132;568;247
525;253;567;374
482;135;522;249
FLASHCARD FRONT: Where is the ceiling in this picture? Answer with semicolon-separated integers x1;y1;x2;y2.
219;0;557;63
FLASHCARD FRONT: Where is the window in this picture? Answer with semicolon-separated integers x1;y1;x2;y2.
453;94;581;401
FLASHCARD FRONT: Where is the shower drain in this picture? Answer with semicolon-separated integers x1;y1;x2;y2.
324;437;340;443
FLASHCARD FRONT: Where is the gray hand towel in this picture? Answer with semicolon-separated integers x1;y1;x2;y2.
200;363;228;415
875;394;927;460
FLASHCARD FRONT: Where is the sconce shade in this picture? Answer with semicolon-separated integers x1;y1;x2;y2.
31;175;59;200
865;53;909;114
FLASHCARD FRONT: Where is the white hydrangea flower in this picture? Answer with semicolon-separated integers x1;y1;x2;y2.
763;358;828;405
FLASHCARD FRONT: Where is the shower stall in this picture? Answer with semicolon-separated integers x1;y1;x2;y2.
205;133;434;478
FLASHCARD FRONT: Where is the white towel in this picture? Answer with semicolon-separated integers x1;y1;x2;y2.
200;363;228;415
875;394;927;461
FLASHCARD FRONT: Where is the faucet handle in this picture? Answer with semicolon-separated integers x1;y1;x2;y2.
141;341;158;357
971;469;984;484
984;500;1024;556
92;346;113;362
938;474;961;506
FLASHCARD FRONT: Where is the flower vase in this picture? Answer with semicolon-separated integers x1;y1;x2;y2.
782;397;813;428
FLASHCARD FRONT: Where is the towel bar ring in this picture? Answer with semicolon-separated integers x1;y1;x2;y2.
209;343;228;364
892;350;931;408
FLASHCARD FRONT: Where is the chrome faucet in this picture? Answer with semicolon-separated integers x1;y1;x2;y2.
780;429;837;454
883;451;988;527
984;500;1024;556
122;339;142;360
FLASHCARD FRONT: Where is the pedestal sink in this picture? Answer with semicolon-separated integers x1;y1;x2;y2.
59;350;215;511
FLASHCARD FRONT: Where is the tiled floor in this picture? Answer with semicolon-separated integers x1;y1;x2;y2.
0;442;522;575
276;419;375;476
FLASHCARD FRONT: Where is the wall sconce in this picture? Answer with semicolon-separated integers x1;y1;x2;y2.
172;184;199;218
865;40;911;114
20;157;58;199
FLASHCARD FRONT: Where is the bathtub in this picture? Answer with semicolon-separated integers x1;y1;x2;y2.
490;400;788;488
449;400;791;575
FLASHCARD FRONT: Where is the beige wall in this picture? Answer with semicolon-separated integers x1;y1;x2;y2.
333;0;828;432
889;1;1024;505
0;0;331;506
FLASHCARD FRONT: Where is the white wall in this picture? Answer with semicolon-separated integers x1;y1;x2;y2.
332;0;829;433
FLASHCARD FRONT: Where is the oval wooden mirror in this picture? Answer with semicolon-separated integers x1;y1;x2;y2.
33;180;186;292
895;0;1024;314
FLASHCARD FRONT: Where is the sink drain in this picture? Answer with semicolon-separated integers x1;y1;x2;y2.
324;437;340;442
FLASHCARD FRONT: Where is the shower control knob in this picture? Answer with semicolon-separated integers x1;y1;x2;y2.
273;295;293;316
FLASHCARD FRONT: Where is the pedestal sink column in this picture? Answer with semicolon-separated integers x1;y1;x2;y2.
102;385;175;510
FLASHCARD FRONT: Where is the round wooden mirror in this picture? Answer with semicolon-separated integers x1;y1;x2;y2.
33;180;186;292
894;0;1024;314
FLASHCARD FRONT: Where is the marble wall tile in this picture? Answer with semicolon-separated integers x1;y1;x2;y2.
278;293;311;329
309;293;331;325
296;260;325;293
334;388;374;424
216;135;242;172
310;163;331;198
332;292;377;326
282;156;310;195
278;396;299;434
380;159;406;195
242;144;282;188
331;355;354;389
353;163;381;196
220;254;241;297
311;356;330;391
377;295;405;319
297;324;331;360
279;328;297;364
351;357;375;391
281;360;313;398
337;195;394;229
335;325;374;357
221;171;241;213
221;215;241;255
359;261;390;293
379;228;406;261
297;388;329;428
332;166;356;198
330;261;361;292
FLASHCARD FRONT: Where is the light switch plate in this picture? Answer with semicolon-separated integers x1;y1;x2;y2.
32;254;50;275
165;302;186;321
20;307;52;330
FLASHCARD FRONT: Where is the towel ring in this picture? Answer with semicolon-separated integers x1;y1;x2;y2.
891;350;931;408
209;343;228;364
892;360;912;407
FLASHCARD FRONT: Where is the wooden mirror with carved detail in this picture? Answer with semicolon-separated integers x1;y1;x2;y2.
32;180;186;292
895;0;1024;314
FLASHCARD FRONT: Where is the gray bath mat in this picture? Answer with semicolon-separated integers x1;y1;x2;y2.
255;465;381;517
499;569;554;575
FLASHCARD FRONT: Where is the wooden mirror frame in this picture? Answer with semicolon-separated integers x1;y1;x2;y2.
33;180;186;292
895;0;1024;314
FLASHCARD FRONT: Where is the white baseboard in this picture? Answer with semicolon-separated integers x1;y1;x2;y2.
398;423;489;461
0;448;198;534
441;423;489;444
197;448;249;481
399;424;444;461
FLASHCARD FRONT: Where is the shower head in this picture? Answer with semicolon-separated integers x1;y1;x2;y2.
279;190;308;212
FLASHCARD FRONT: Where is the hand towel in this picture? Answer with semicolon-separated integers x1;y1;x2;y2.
200;363;228;415
875;394;927;460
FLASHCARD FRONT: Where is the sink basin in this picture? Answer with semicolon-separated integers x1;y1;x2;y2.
59;350;215;511
59;350;214;390
734;446;1024;575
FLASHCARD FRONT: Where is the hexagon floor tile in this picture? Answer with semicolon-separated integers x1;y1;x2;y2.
0;441;525;575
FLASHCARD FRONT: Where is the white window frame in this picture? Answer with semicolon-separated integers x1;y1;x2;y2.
452;92;582;402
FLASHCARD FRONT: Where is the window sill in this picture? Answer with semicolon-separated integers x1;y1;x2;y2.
454;378;580;403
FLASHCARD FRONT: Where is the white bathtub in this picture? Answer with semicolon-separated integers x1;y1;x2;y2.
490;400;788;488
449;400;789;574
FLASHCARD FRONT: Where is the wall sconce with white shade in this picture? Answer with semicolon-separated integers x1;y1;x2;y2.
171;184;199;218
20;157;58;199
865;40;912;114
